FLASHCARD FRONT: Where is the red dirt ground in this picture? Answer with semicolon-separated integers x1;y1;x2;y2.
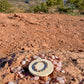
0;13;84;84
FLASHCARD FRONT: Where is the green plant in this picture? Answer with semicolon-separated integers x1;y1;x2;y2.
66;0;84;14
46;0;63;7
33;2;48;13
46;0;55;7
32;0;64;13
58;6;72;13
0;0;12;12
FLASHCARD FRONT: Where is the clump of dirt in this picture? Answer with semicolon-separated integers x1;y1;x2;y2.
0;13;84;56
0;13;84;84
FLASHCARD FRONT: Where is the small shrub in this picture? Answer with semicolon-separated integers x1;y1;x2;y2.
32;0;64;13
46;0;63;7
66;0;84;14
58;7;72;13
0;0;12;12
46;0;55;7
33;2;48;13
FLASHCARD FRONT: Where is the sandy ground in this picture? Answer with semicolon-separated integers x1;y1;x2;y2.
0;13;84;84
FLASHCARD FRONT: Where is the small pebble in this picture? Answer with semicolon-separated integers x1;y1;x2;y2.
57;61;62;67
33;55;38;59
55;56;58;59
17;66;22;71
18;72;24;78
34;76;39;80
40;81;45;83
25;58;28;61
30;78;34;80
53;61;58;65
10;68;18;73
10;68;14;73
57;77;64;80
59;79;65;84
57;77;65;84
45;81;49;84
21;69;24;72
55;61;62;67
50;59;53;62
52;55;55;59
40;54;45;57
22;61;26;65
56;67;61;71
48;77;51;81
61;70;65;73
37;57;41;59
8;81;16;84
18;72;21;74
19;74;24;78
48;58;51;61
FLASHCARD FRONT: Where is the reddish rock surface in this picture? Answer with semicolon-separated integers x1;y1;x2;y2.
0;13;84;84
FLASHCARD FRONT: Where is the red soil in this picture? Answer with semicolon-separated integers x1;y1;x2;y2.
0;13;84;84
